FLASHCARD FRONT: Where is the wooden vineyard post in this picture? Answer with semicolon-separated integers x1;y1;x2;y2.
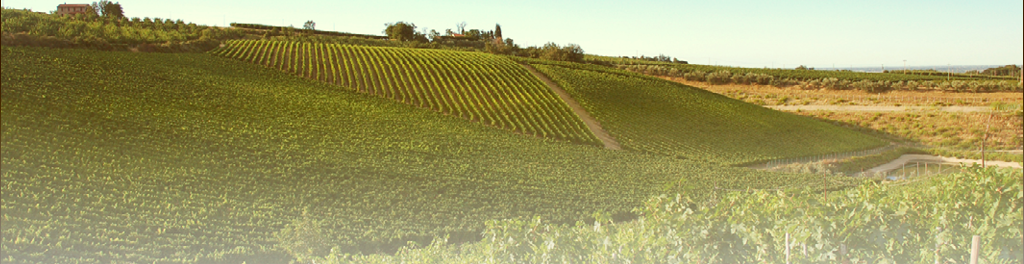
840;244;848;264
785;233;791;264
935;227;941;264
982;113;992;167
970;235;981;264
823;170;828;202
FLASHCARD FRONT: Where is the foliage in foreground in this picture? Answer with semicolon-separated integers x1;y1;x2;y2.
0;47;825;263
529;62;887;165
310;166;1023;264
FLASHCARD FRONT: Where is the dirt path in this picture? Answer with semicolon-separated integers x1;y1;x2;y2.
864;154;1022;175
767;105;991;112
520;63;622;150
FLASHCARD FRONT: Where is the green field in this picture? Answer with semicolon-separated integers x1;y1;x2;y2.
528;61;888;165
0;47;838;263
211;39;599;144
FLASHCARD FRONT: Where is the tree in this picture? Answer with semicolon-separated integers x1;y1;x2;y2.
383;21;417;41
90;0;123;18
303;20;315;30
428;29;440;41
495;24;502;39
104;2;123;19
411;27;429;43
465;29;481;40
563;43;584;62
90;0;107;16
456;21;466;34
981;65;1021;76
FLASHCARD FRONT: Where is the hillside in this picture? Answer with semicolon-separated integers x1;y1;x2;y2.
210;39;599;144
210;40;886;165
0;47;834;263
527;60;888;165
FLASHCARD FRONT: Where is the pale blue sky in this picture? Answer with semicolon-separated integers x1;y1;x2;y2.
7;0;1022;68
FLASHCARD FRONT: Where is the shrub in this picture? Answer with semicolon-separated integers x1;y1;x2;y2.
807;79;822;89
906;81;919;91
668;68;682;77
854;80;878;92
684;70;706;82
821;77;838;90
706;70;732;85
772;78;799;87
951;80;968;92
753;73;773;85
939;81;952;90
731;73;750;85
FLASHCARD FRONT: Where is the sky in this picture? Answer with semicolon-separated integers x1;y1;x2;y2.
6;0;1022;68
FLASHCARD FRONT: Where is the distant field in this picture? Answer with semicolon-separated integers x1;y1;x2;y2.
660;63;1016;82
0;47;831;263
211;40;598;144
528;60;888;165
586;55;1017;83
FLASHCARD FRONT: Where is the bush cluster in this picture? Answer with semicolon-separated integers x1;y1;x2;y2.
515;42;585;63
231;22;387;40
2;8;243;52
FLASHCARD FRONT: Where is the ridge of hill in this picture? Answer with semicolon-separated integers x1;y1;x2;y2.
0;46;838;263
210;39;600;144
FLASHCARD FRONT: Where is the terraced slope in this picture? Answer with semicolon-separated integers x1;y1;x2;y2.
211;40;599;144
528;61;888;165
0;47;829;263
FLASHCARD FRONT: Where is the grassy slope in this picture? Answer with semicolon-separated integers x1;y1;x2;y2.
529;62;887;165
0;47;824;263
211;40;600;144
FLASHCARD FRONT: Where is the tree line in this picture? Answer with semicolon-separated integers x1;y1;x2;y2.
1;8;242;52
382;21;584;63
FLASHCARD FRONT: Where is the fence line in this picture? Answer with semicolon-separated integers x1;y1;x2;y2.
878;161;964;180
765;144;898;169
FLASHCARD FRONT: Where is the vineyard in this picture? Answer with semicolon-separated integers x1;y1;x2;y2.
527;61;887;165
0;47;836;263
210;40;599;144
